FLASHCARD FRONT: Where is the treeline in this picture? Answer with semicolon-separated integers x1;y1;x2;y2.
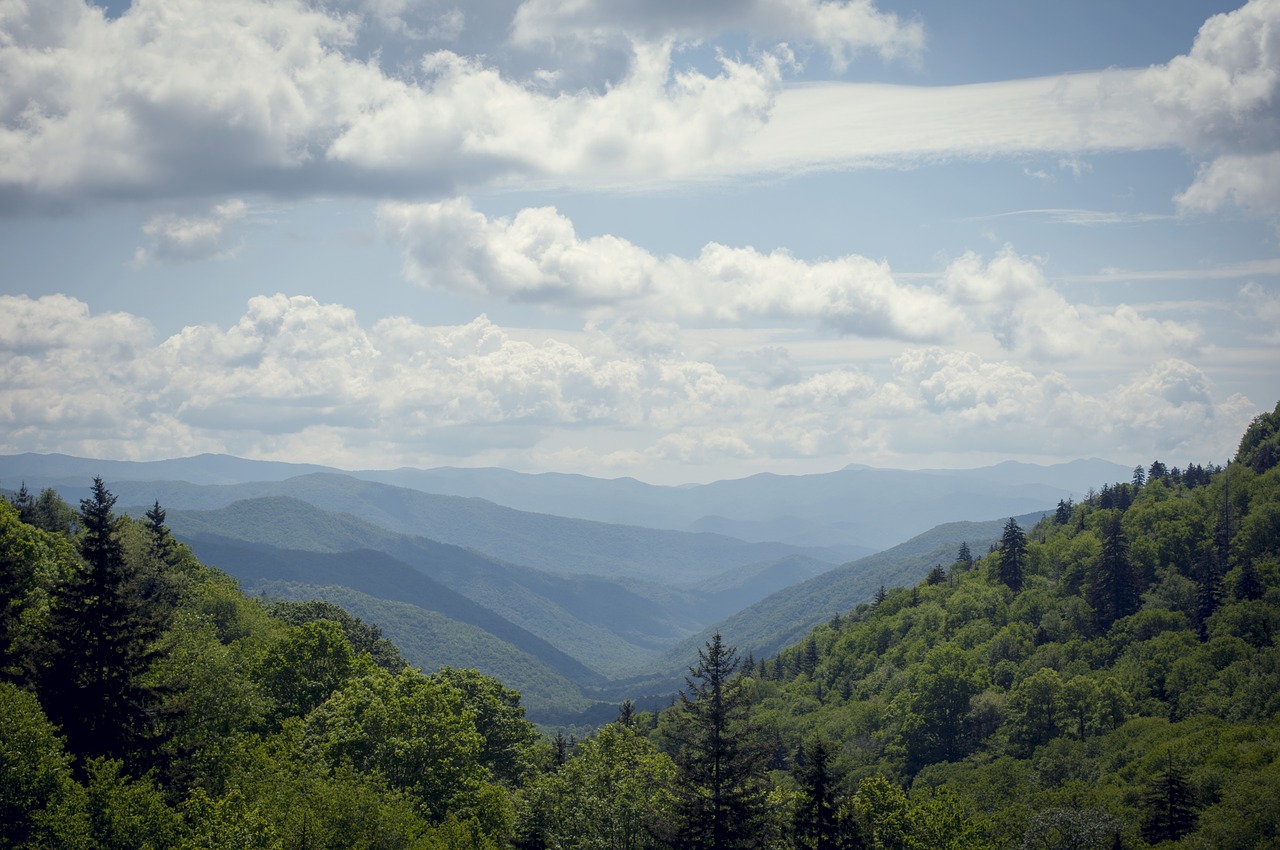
3;400;1279;849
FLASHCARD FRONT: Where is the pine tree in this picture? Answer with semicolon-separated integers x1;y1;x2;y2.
11;482;34;524
671;633;771;850
1087;514;1137;628
37;478;165;761
1236;560;1264;601
793;735;858;850
1140;755;1198;844
145;500;177;566
995;518;1027;592
956;541;973;568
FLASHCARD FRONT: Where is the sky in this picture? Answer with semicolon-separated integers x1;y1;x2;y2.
2;0;1278;484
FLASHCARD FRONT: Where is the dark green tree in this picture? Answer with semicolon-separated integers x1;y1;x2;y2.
1132;464;1146;487
10;482;35;524
873;585;887;606
29;488;77;535
956;541;973;568
1235;560;1264;601
1086;514;1137;628
794;735;859;850
995;518;1027;592
671;633;771;850
37;478;165;761
144;500;177;567
1140;755;1198;844
925;564;947;585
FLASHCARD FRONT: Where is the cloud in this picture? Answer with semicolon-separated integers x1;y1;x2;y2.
132;200;248;266
1138;0;1280;217
380;197;958;338
940;248;1201;360
509;0;924;71
0;293;1255;479
381;201;1203;359
0;0;790;210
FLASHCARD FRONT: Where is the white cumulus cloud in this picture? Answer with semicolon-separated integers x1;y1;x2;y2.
133;200;249;266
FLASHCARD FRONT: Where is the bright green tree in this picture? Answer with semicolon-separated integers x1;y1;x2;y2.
519;721;676;850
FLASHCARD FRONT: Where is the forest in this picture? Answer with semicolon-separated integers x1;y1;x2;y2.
1;400;1278;849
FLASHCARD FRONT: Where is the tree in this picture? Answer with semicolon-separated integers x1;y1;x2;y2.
429;666;539;787
908;643;984;766
304;665;486;822
670;633;771;850
269;599;406;673
794;735;860;850
1140;755;1198;844
995;518;1027;592
0;500;41;679
144;500;177;567
957;541;973;568
518;722;676;850
1236;560;1264;601
925;564;947;585
37;478;165;761
1132;464;1146;488
1086;514;1137;628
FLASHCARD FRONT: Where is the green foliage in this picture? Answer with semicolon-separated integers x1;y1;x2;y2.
0;681;80;847
517;722;676;850
304;664;486;821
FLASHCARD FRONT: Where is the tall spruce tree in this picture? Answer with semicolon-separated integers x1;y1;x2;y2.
1087;513;1137;628
37;478;164;761
995;518;1027;592
671;633;771;850
794;735;859;850
1140;755;1198;844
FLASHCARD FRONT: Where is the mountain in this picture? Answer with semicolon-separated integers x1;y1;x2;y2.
96;474;848;585
616;510;1049;695
0;451;1128;551
161;495;847;682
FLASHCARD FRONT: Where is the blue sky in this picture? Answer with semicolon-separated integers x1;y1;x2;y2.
1;0;1277;483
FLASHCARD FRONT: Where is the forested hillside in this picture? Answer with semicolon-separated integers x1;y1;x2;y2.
1;402;1277;849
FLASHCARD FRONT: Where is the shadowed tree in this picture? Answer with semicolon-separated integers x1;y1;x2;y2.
670;633;771;850
37;478;166;761
1140;755;1198;844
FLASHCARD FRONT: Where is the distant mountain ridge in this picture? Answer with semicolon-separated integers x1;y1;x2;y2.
0;451;1129;550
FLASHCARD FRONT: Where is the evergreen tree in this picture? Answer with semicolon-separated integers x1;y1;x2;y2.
995;518;1027;592
1236;560;1264;601
873;585;887;606
1132;464;1146;487
801;634;820;677
37;478;165;761
925;564;947;585
793;735;858;850
671;633;771;850
11;482;35;524
1054;499;1071;525
1087;514;1137;628
144;500;177;567
1140;755;1198;844
956;541;973;568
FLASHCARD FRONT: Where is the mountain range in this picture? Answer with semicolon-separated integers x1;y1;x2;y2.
0;451;1128;721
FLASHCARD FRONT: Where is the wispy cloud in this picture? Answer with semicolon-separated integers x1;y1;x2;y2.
964;208;1176;226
